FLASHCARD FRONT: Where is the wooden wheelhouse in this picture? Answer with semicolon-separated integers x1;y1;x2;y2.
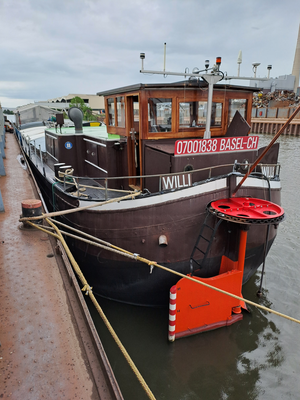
98;81;255;190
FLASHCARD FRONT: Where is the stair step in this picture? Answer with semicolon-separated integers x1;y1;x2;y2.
190;212;222;273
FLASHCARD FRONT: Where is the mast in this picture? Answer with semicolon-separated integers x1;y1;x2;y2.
140;46;270;138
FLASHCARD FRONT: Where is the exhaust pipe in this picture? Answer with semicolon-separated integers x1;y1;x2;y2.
68;107;83;134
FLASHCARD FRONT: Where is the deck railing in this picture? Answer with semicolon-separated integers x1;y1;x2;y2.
21;130;280;200
60;162;281;200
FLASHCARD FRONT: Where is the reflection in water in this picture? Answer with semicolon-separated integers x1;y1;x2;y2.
88;272;284;400
167;275;284;400
87;134;300;400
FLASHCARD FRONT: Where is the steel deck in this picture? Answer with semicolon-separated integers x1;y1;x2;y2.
0;133;123;399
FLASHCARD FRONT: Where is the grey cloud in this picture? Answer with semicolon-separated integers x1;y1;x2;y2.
0;0;299;107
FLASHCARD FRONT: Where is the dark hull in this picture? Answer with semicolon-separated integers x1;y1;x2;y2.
27;155;281;307
69;237;275;307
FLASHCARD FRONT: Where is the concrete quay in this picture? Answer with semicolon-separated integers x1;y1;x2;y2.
0;133;123;399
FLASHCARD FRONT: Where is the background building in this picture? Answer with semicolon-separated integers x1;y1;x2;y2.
47;94;105;113
15;94;105;126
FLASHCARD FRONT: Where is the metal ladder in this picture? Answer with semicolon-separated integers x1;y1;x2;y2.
189;210;223;275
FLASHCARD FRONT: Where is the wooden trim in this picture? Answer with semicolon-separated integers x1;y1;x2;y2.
126;96;135;179
138;93;144;177
104;87;253;139
105;126;127;136
146;127;224;140
140;91;148;140
104;98;109;126
106;92;140;136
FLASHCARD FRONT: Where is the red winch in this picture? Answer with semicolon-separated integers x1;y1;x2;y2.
168;197;285;341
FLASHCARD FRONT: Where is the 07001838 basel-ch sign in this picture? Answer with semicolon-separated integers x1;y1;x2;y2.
174;136;259;156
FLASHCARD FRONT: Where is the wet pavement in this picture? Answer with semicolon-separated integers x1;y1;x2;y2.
0;133;122;399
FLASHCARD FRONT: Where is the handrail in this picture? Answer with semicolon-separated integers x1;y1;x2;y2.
63;162;280;185
24;135;280;200
54;161;280;201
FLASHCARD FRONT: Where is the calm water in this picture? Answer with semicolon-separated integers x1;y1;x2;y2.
87;133;300;400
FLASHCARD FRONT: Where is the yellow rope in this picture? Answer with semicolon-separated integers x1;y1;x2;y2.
19;190;141;221
38;219;300;326
26;219;156;400
24;217;300;398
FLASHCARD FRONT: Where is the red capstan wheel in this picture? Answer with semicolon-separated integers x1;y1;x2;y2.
208;197;285;224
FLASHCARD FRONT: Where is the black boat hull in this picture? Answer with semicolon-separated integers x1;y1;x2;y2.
69;237;275;307
26;155;281;306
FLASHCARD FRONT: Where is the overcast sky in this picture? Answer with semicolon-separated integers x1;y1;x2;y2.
0;0;299;108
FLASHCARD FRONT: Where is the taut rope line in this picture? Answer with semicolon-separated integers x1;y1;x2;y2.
19;190;141;221
26;219;300;327
29;218;156;400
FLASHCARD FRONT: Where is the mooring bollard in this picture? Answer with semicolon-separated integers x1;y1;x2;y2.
21;199;43;227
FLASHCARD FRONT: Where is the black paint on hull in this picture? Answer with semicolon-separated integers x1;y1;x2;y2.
68;237;275;307
25;153;279;307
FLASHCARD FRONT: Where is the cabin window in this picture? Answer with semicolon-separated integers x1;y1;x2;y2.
179;101;222;128
148;98;172;132
211;102;222;126
108;98;115;126
116;96;125;127
229;99;247;123
134;101;139;121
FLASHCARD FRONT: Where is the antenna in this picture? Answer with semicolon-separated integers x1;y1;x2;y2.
252;63;261;78
140;52;145;71
163;43;166;73
267;65;272;79
237;51;242;77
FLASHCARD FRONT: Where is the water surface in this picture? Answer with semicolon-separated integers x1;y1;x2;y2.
88;133;300;399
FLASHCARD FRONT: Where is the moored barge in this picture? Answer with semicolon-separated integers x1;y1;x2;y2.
17;72;282;306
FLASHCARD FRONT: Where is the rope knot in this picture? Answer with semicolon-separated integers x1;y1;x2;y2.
82;284;93;295
148;261;156;274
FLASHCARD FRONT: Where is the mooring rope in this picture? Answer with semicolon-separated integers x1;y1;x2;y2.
26;218;156;400
22;216;300;399
19;190;141;221
37;218;300;326
29;217;300;326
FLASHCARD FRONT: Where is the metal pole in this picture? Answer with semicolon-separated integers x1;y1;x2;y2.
203;74;223;139
34;140;37;166
257;224;270;297
105;179;108;201
39;144;43;170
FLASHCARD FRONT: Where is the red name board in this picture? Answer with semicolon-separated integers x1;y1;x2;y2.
175;136;259;156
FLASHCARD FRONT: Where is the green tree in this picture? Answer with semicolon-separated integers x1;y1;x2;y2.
69;96;97;121
69;96;85;109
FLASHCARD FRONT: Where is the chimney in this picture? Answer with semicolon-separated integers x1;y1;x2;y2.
68;107;83;134
292;23;300;93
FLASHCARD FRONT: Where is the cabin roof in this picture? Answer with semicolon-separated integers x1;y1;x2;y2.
44;125;120;141
97;80;261;97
